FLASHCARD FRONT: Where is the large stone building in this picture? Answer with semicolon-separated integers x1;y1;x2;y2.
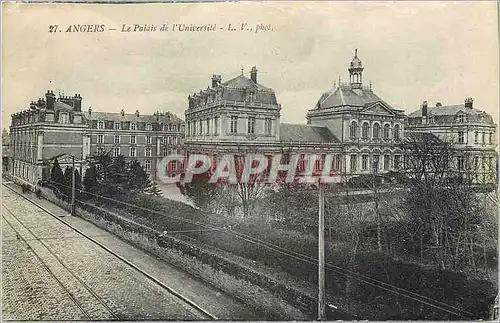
9;90;185;188
307;50;407;176
85;108;184;177
184;66;343;180
406;99;497;183
9;91;88;187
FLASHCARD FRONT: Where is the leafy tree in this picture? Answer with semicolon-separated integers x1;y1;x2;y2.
83;164;98;198
50;159;65;193
62;166;82;200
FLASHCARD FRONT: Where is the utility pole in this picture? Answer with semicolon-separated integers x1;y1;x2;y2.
71;155;75;215
318;178;326;320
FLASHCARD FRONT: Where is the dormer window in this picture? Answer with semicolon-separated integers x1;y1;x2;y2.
131;122;136;130
114;122;121;130
145;123;152;131
60;112;69;124
246;91;256;102
457;114;465;123
98;121;105;129
173;125;177;132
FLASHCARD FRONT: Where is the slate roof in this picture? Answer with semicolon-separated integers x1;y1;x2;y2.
408;104;495;125
222;74;273;92
316;85;387;109
85;111;184;123
279;123;339;143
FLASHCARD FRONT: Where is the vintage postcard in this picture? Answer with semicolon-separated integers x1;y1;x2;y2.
1;1;498;321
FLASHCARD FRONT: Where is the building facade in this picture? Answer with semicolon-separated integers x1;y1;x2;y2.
9;90;185;188
9;91;88;188
306;50;407;178
406;99;497;183
84;108;185;178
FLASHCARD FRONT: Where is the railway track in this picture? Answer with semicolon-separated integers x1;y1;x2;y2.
2;184;218;321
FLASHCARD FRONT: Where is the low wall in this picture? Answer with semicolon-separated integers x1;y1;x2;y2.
37;188;314;320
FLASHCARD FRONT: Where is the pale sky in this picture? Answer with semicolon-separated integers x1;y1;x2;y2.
2;1;499;131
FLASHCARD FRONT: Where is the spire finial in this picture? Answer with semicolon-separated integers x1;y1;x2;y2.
241;66;244;75
338;75;341;85
355;48;358;57
369;80;372;90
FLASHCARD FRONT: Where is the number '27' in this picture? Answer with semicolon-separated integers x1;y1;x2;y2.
48;25;59;33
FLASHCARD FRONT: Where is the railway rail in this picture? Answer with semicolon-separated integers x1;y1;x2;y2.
2;183;218;321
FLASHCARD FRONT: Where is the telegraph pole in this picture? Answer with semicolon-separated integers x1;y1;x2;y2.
318;178;326;320
71;155;75;215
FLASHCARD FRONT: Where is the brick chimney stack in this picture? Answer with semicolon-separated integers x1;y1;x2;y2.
465;98;473;109
72;94;82;112
421;101;428;117
250;66;258;83
211;74;222;87
45;90;56;110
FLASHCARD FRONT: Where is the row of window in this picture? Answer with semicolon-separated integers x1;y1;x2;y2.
457;155;496;170
97;146;179;158
188;116;220;136
348;154;402;172
349;121;401;140
96;134;181;145
457;131;495;144
97;121;182;132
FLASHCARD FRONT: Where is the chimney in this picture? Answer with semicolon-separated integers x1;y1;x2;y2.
30;101;36;110
250;66;258;83
465;98;473;109
421;101;428;117
135;110;140;117
121;109;125;116
88;106;92;115
436;102;442;107
211;74;222;87
45;90;56;110
72;93;82;112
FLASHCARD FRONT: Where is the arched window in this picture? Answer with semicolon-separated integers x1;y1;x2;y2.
394;124;401;140
373;123;380;139
362;122;370;139
349;121;358;138
383;124;390;139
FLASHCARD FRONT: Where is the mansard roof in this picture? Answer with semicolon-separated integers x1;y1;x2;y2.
86;111;184;124
279;123;339;143
315;84;389;108
408;103;495;126
222;74;273;92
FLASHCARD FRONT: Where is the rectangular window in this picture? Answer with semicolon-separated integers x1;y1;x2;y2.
97;134;103;144
206;119;210;135
173;125;177;132
230;116;238;134
114;122;120;130
97;147;104;155
163;148;168;157
98;121;104;129
475;131;479;143
373;155;380;172
171;160;177;171
129;147;136;157
163;136;168;145
146;135;152;145
114;135;120;144
248;117;256;134
131;123;136;130
113;147;120;157
335;155;342;171
199;120;203;135
145;160;151;171
214;116;219;135
130;135;136;144
265;118;272;136
458;131;464;144
146;123;152;131
482;132;486;143
362;155;369;170
489;132;493;144
145;147;151;157
384;155;390;170
350;155;357;172
394;155;401;169
457;156;464;170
